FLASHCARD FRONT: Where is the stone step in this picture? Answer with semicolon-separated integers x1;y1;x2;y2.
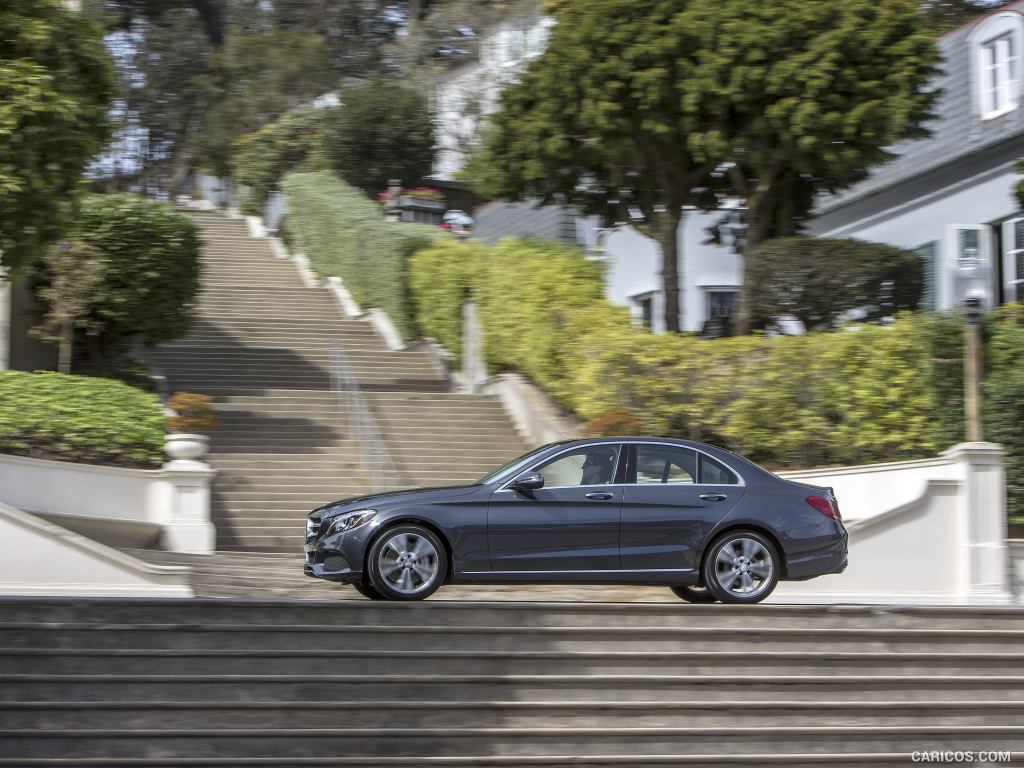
5;700;1022;730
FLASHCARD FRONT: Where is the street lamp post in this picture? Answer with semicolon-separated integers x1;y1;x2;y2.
964;295;984;443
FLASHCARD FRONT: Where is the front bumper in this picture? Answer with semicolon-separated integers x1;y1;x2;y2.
303;516;375;582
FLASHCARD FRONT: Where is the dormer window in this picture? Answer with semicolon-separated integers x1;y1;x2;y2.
972;13;1024;120
982;34;1017;117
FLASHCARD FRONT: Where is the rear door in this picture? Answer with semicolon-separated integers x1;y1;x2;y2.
487;444;624;572
620;444;744;572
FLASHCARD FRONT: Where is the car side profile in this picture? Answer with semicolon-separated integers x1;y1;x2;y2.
304;438;848;603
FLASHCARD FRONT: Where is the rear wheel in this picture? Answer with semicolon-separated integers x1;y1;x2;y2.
367;524;447;601
702;530;779;604
670;584;718;603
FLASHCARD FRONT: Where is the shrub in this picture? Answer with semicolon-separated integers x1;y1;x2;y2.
0;371;165;468
746;237;924;331
408;239;486;362
166;392;218;433
232;106;330;216
321;78;435;197
282;171;441;339
58;194;201;363
985;304;1024;522
586;408;643;437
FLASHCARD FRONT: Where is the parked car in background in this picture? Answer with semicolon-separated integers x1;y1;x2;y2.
305;438;848;603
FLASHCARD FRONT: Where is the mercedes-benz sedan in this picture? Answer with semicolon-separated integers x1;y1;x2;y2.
304;438;848;603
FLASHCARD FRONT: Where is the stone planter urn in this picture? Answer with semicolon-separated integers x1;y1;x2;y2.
164;433;210;462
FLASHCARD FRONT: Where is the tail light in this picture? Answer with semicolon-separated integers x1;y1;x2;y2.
806;495;841;521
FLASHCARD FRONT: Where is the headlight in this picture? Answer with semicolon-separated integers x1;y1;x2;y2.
325;509;377;536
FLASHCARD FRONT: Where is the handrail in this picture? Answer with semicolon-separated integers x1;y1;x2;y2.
330;344;405;492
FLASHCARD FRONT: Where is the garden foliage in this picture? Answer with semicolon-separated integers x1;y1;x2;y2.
232;106;330;216
282;172;440;339
67;194;201;361
0;371;165;468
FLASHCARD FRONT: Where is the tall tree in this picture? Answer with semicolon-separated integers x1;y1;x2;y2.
479;0;716;332
0;0;114;272
676;0;940;332
322;78;436;197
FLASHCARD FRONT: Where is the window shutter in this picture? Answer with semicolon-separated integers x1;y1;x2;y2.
914;242;939;312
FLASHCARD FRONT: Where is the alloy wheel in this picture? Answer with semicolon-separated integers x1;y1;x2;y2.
710;535;776;601
376;531;441;596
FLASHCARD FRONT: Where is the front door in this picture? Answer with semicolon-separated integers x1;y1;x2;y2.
620;444;743;572
487;444;624;572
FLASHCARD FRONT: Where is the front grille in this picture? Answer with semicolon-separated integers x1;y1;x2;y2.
323;555;350;571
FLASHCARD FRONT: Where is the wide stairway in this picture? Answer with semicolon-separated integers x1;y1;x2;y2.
1;598;1022;765
144;211;528;568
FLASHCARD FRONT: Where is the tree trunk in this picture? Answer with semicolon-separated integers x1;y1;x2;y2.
655;206;683;333
735;194;772;335
58;319;72;375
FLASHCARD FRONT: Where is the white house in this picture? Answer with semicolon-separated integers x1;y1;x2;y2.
436;4;1024;333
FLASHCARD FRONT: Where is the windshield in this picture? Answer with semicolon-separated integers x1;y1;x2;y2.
475;442;567;485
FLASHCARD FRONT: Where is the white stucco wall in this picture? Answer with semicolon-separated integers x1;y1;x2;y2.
603;208;744;333
812;163;1021;309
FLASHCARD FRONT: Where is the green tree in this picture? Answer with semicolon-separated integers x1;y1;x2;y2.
31;241;107;374
479;0;716;332
676;0;940;332
322;78;436;196
69;194;201;364
745;237;924;332
0;0;114;272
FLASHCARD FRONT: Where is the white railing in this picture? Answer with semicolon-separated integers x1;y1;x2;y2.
330;344;405;492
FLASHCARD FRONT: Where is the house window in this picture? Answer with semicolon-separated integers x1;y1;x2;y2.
914;242;939;312
958;228;983;269
1003;218;1024;302
635;293;654;332
981;34;1017;118
707;290;738;319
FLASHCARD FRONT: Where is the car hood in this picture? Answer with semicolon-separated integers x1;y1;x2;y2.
310;484;482;518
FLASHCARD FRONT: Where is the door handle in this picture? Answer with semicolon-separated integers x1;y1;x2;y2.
585;492;614;501
700;493;728;502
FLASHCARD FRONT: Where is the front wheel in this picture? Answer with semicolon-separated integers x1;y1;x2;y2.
702;531;780;604
351;581;385;600
670;584;718;603
367;524;447;601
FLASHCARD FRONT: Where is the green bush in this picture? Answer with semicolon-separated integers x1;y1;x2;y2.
408;236;1024;521
0;371;165;468
321;78;435;197
233;106;331;216
282;171;441;339
61;194;201;362
746;237;924;331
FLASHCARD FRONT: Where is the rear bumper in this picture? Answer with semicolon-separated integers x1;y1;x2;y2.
785;531;849;581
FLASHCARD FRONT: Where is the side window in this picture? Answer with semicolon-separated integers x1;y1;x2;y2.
538;445;621;487
635;445;697;484
699;454;738;485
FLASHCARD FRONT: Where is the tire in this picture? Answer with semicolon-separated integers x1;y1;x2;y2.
670;584;718;603
367;524;448;601
702;530;780;604
351;581;385;600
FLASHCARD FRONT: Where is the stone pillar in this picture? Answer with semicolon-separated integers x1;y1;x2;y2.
159;459;217;554
462;300;485;394
941;442;1011;604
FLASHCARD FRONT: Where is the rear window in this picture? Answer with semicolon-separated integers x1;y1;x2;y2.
699;454;738;485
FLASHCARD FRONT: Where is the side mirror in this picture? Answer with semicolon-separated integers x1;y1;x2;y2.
512;471;545;494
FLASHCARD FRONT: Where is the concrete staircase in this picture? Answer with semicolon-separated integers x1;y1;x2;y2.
1;598;1022;765
144;211;528;558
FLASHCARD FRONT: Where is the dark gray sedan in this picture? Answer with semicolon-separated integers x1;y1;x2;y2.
304;438;848;603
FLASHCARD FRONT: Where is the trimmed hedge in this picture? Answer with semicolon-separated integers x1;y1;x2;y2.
282;171;441;339
409;237;1024;521
0;371;165;468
